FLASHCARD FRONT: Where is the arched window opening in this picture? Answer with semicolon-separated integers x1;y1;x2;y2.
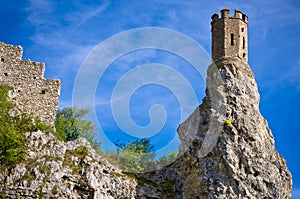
243;37;245;49
231;34;234;46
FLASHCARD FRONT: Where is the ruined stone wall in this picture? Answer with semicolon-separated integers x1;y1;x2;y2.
0;42;60;125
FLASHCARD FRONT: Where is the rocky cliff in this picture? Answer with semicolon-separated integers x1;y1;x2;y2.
0;131;137;198
175;58;292;198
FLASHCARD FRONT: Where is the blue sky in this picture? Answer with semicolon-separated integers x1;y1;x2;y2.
0;0;299;197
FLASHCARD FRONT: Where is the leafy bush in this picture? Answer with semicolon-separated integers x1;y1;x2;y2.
157;151;178;166
0;85;52;167
54;107;101;152
116;138;155;173
106;138;179;173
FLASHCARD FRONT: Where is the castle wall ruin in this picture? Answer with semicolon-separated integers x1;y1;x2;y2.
0;42;61;125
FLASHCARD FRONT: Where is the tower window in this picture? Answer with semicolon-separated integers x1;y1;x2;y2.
241;28;244;32
242;14;246;21
41;89;48;94
4;72;8;76
1;58;4;62
231;34;234;46
243;53;246;58
243;37;245;49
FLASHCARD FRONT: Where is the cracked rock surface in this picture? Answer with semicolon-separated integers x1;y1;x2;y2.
175;58;292;199
0;131;137;198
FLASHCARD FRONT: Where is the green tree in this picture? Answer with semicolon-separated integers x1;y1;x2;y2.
117;138;155;173
157;151;178;166
0;85;51;167
55;107;101;151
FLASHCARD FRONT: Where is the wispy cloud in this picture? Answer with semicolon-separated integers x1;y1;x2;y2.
25;0;55;26
247;0;300;43
283;59;300;91
23;1;113;109
65;1;110;29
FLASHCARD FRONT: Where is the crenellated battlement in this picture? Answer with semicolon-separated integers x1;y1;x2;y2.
211;8;248;24
0;42;61;126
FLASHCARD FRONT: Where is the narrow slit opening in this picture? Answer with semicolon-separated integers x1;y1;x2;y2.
242;14;246;21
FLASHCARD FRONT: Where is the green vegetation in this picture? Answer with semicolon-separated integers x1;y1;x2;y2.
54;107;101;152
114;138;178;173
157;151;178;166
161;181;173;193
54;108;178;173
100;150;122;169
0;83;178;181
71;145;89;159
63;146;89;174
1;192;5;199
0;85;52;168
116;138;155;173
51;185;58;195
34;187;44;199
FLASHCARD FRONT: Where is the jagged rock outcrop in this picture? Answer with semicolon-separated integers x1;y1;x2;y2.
175;58;292;198
0;131;137;198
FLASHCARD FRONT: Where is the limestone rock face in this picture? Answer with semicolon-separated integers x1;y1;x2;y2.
176;58;292;198
0;131;137;198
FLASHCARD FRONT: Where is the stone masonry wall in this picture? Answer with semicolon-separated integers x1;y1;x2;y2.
211;9;248;62
0;42;60;125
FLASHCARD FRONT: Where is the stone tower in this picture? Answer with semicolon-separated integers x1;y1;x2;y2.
211;8;248;62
